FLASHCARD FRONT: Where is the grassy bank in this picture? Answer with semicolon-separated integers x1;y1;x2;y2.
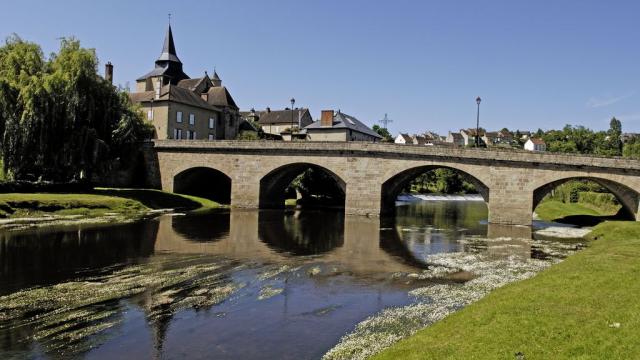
374;221;640;359
535;199;615;221
0;189;223;221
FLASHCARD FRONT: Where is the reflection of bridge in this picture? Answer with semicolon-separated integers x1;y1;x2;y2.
154;211;535;275
145;141;640;226
155;211;422;274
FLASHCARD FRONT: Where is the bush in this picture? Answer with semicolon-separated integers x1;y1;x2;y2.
578;191;620;213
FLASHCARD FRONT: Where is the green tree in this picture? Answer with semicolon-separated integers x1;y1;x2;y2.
372;125;393;142
623;142;640;159
0;35;151;181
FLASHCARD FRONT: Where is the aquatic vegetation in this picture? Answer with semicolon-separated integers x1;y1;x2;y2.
258;285;284;300
0;256;243;357
323;238;580;360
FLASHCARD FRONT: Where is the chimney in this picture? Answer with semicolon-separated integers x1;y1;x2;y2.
321;110;334;127
266;107;271;113
105;62;113;84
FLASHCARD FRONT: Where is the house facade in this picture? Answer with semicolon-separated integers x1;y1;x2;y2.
253;108;314;137
303;110;382;142
395;133;414;144
446;131;464;146
460;129;485;146
129;25;240;140
524;138;547;151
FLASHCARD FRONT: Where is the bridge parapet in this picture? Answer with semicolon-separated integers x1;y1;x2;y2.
152;140;640;173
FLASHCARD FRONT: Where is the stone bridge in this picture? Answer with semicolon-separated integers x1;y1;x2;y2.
144;140;640;226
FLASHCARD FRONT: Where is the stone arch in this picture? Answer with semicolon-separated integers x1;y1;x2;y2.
380;165;490;213
532;176;640;220
259;163;346;208
173;166;232;204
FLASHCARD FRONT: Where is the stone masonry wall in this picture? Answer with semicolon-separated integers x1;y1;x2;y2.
151;140;640;225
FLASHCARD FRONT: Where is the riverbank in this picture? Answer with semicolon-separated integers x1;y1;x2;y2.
374;221;640;359
535;199;617;222
0;189;223;230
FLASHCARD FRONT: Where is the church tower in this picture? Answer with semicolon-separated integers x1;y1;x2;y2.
136;24;190;92
210;70;222;87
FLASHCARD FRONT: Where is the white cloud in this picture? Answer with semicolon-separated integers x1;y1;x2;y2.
587;92;634;108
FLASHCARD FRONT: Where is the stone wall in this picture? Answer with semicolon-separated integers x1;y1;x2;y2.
150;140;640;225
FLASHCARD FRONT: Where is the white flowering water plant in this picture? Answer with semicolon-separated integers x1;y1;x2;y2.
323;237;582;360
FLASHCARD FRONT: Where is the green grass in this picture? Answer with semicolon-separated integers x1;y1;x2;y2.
374;221;640;360
93;188;223;213
0;193;148;218
535;200;609;221
285;198;297;206
0;189;224;219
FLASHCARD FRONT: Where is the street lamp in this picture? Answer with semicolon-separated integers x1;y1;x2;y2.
290;97;295;139
475;96;481;147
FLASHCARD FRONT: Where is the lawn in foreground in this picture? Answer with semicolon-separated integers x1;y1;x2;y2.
374;221;640;360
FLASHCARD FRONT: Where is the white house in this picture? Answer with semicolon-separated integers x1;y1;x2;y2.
524;138;546;151
395;133;415;145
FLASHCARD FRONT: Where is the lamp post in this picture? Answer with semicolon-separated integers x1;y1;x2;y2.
475;96;481;147
290;97;295;140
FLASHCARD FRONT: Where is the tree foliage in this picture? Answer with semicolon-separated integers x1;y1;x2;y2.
372;125;393;142
405;168;477;194
541;120;623;157
0;35;151;181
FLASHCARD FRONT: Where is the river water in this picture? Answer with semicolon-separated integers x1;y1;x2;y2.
0;201;582;359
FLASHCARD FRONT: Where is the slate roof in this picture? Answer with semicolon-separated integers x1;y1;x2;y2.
177;77;206;91
136;25;189;83
257;109;310;125
304;111;382;139
206;86;238;109
414;135;428;145
448;132;464;141
129;84;221;112
397;133;413;143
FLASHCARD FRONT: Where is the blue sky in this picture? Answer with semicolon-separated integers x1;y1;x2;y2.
2;1;639;135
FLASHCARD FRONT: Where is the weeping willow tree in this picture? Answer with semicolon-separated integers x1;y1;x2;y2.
0;35;151;182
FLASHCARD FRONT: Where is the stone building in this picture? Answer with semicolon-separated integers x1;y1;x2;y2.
129;25;240;140
303;110;382;142
246;108;314;138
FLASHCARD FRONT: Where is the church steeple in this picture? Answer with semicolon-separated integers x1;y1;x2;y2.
156;25;181;64
211;69;222;87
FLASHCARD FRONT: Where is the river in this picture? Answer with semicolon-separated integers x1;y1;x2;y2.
0;200;583;359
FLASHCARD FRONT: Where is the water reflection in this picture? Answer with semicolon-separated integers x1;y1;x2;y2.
0;201;574;360
171;211;230;242
259;210;344;255
0;222;158;295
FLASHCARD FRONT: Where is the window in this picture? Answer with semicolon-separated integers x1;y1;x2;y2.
186;130;196;140
208;134;214;140
147;109;153;120
173;128;182;140
176;111;183;123
189;113;195;125
209;117;215;129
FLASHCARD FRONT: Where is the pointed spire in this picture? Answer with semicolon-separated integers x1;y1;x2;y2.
157;24;181;63
211;68;222;86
